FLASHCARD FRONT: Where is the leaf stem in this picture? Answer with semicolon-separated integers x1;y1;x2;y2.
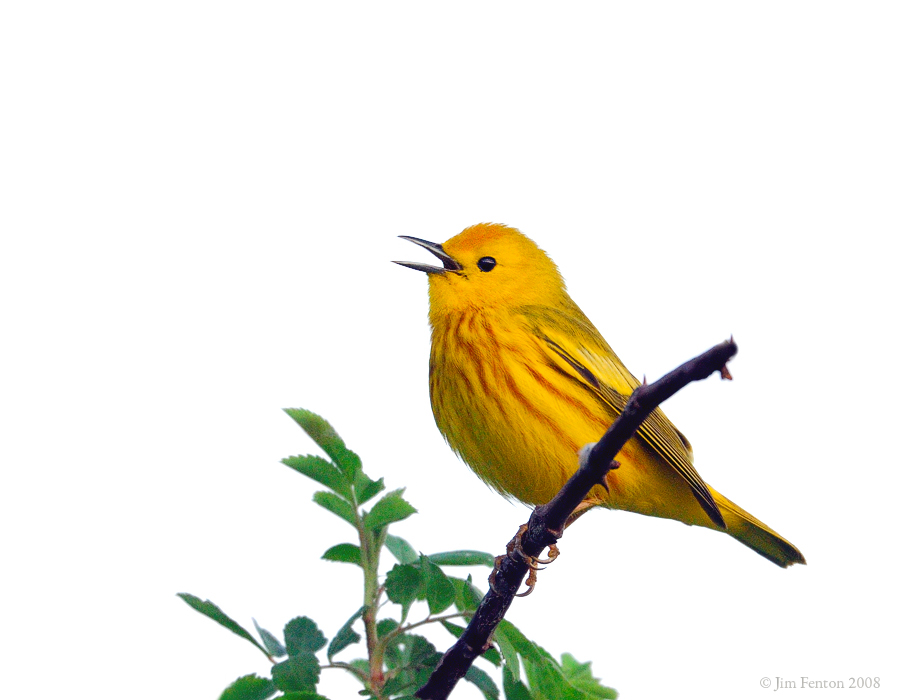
322;661;369;683
393;611;470;641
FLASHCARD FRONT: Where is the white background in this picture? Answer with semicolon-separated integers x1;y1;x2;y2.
2;3;898;699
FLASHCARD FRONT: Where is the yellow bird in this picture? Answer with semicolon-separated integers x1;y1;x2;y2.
396;223;804;567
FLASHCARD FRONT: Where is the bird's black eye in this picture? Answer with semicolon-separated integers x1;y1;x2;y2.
477;256;497;272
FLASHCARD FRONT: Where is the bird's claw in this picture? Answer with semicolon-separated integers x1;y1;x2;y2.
488;524;560;597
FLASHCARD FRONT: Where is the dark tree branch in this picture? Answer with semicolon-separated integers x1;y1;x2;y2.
415;339;738;700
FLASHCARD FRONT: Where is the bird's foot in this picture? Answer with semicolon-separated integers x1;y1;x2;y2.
488;524;560;598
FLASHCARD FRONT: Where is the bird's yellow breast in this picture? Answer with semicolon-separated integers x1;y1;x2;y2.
429;307;622;505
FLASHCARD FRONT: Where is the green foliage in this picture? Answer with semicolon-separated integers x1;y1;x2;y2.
420;555;456;615
381;633;443;696
384;534;418;565
560;654;619;700
327;607;364;660
284;617;327;657
364;488;417;531
272;653;321;693
384;563;423;610
254;619;287;658
321;543;362;566
428;550;496;567
180;408;617;700
282;454;351;499
177;593;272;659
493;621;617;700
283;408;361;478
466;665;500;700
311;491;356;526
219;674;276;700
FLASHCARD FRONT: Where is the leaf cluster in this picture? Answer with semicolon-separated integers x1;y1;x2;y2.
179;409;616;700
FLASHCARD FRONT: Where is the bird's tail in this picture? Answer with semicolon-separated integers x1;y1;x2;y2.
710;488;806;567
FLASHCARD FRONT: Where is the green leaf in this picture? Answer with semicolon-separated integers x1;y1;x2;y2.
253;619;287;658
560;653;618;699
363;489;416;531
380;634;442;695
523;656;566;700
311;491;356;526
332;446;362;479
279;693;332;700
511;637;581;700
284;617;327;657
177;593;270;658
496;620;546;663
483;645;502;667
427;550;495;567
282;409;345;460
282;455;351;499
420;555;456;615
440;620;466;636
465;665;500;700
376;618;400;637
492;624;520;683
321;543;362;566
271;652;320;693
385;534;418;564
283;408;361;477
502;665;533;700
384;564;424;607
219;674;276;700
450;574;483;613
327;607;364;660
354;472;385;505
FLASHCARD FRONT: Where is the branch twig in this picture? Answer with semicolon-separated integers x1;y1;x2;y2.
415;339;738;700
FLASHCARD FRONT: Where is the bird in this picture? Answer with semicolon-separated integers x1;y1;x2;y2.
395;222;805;567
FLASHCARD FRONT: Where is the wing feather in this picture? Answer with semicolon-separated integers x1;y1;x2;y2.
522;305;726;528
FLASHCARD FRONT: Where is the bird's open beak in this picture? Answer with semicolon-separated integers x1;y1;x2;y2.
393;236;463;274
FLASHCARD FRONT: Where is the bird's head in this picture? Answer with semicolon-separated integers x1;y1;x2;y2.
394;223;568;320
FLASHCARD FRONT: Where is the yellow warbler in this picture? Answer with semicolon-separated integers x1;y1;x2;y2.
396;223;804;567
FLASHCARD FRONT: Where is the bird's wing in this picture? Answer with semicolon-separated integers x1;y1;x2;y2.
522;305;726;528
